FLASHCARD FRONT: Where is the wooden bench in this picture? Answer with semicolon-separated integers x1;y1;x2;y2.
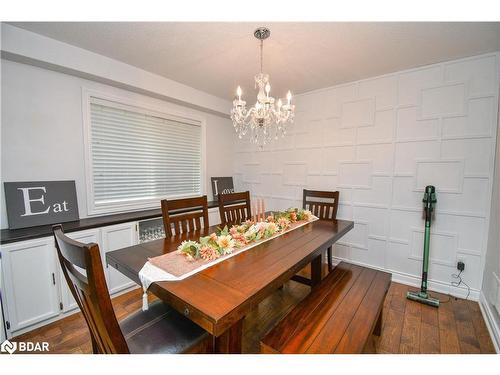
261;262;391;354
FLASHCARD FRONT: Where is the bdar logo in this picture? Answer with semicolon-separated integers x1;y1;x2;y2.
1;339;17;354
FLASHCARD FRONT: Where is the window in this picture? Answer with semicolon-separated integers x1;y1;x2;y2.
84;93;204;215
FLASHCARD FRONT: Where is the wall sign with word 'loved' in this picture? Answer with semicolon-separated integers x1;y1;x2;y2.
211;177;234;201
4;181;80;229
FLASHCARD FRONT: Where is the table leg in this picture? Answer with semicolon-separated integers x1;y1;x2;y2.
311;252;323;288
327;246;333;272
213;319;243;353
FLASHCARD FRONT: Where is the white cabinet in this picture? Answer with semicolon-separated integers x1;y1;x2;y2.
101;222;137;294
59;229;100;313
0;257;6;342
208;208;221;226
1;238;60;333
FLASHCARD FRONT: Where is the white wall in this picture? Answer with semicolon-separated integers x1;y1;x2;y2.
234;53;500;300
0;59;235;228
481;93;500;350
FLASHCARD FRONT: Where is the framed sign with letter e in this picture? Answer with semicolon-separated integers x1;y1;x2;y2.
4;180;80;229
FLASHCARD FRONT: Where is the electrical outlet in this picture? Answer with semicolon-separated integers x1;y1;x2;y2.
457;261;465;271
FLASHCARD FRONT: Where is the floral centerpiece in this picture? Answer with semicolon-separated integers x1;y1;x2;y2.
177;207;314;261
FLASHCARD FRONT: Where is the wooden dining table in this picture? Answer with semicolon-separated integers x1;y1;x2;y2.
106;217;354;353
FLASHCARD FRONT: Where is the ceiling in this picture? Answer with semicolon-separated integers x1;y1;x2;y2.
9;22;500;101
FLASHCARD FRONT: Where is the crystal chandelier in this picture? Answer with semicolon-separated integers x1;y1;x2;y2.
231;27;295;146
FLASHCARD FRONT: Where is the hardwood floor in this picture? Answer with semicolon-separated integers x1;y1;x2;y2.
11;272;496;354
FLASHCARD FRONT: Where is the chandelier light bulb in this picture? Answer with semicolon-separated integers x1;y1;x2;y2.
287;91;292;104
277;98;282;108
237;86;242;99
265;82;271;96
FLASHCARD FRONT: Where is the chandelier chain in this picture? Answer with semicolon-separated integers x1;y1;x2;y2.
260;39;263;73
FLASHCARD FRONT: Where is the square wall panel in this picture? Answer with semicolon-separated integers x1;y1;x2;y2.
340;98;375;128
415;160;464;193
357;109;395;144
389;209;422;243
358;75;398;110
290;111;309;134
351;239;386;269
306;174;338;191
394;141;440;175
323;145;355;174
455;252;483;289
386;242;421;276
442;97;496;139
354;206;388;238
324;118;356;146
352;176;392;207
392;176;421;209
295;148;323;175
357;143;394;175
398;66;443;106
271;131;295;151
342;221;369;249
253;151;273;174
294;92;326;120
438;178;489;216
339;161;372;188
441;138;492;176
337;203;353;220
420;83;466;119
397;106;440;141
433;214;485;253
323;84;358;118
332;243;350;260
295;119;324;148
444;55;497;96
282;162;307;186
410;228;457;266
242;162;261;184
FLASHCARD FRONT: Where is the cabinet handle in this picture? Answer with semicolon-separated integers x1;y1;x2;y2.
51;273;56;285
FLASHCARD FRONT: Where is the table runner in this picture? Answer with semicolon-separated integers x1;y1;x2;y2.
138;215;318;310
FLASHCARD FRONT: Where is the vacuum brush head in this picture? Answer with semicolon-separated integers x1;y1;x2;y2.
406;290;440;308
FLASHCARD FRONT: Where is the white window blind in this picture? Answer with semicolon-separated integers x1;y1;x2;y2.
88;97;202;212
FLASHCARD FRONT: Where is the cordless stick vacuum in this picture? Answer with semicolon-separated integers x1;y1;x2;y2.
406;185;440;308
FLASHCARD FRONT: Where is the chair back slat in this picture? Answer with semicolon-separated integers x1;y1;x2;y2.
218;191;252;227
161;196;209;237
302;189;339;221
52;224;129;354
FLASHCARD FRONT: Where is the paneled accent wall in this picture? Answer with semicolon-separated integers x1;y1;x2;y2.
233;53;500;299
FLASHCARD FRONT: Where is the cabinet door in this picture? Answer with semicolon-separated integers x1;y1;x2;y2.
59;229;100;313
101;222;137;294
208;208;221;226
1;238;60;333
0;257;6;341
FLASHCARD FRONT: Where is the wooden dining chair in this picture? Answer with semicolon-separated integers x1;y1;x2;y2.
52;224;210;354
217;191;252;227
161;196;209;237
303;189;339;271
291;189;340;286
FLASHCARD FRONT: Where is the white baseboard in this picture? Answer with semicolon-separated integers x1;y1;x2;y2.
331;257;480;301
479;292;500;353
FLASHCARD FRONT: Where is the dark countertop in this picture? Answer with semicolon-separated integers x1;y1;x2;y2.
0;200;220;245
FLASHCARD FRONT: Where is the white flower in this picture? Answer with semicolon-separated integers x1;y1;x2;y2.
216;234;236;254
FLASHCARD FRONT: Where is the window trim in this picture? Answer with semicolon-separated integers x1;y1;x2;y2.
82;88;207;216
